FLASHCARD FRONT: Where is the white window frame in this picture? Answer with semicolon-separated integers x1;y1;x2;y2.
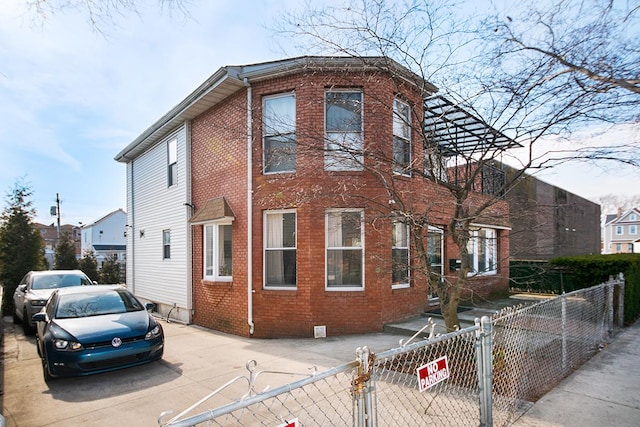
615;225;624;235
162;229;171;260
630;225;637;235
427;226;444;299
263;92;296;174
467;228;497;275
630;213;637;221
392;219;410;289
326;208;364;291
203;221;233;282
392;98;411;176
324;89;363;171
167;138;177;187
264;209;297;289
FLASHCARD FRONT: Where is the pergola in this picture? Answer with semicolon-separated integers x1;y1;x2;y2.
423;95;520;156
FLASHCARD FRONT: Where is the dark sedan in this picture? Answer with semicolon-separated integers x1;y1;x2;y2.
33;285;164;382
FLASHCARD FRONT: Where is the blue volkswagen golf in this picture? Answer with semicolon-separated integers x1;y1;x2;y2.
33;285;164;382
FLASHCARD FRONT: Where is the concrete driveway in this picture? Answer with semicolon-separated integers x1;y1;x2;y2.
1;316;407;426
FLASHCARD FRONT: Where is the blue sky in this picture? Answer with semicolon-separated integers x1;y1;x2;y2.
1;0;638;226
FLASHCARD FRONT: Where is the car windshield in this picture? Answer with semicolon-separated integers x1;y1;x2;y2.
55;290;144;319
31;274;91;290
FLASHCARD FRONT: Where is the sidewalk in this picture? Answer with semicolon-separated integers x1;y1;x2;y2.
511;318;640;426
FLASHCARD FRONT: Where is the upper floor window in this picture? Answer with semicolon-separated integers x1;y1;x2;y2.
326;209;363;289
630;225;637;235
616;225;623;235
393;99;411;176
630;213;637;221
167;138;177;187
392;220;410;288
162;230;171;259
204;223;232;281
325;90;363;171
264;210;297;288
263;93;296;173
467;228;497;275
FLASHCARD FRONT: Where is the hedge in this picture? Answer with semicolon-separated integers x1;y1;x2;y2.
510;254;640;325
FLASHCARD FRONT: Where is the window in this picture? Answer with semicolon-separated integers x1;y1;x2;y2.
264;211;297;288
263;93;296;173
630;225;637;235
628;243;634;252
467;228;497;274
162;230;171;259
392;220;409;288
204;223;232;280
630;213;637;221
616;225;623;235
325;90;363;171
615;243;622;252
167;139;177;187
427;227;444;299
326;209;363;289
393;99;411;175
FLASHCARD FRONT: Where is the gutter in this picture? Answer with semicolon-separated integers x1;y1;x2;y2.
244;77;255;335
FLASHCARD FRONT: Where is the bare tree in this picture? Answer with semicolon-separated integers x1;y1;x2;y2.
274;0;639;330
25;0;191;31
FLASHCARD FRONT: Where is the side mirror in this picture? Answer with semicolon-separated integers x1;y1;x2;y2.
32;312;46;323
17;284;27;293
145;303;156;311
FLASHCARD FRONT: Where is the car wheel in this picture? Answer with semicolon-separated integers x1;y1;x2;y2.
42;351;54;383
22;309;34;335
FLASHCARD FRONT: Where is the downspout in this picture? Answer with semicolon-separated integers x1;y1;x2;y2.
128;158;135;294
244;77;255;335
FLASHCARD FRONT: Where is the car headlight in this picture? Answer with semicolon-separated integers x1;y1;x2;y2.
30;299;47;307
145;325;162;340
53;339;83;351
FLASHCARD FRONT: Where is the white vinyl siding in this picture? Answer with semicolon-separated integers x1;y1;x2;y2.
126;125;190;309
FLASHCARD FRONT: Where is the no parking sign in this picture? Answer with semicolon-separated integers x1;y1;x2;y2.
416;355;450;392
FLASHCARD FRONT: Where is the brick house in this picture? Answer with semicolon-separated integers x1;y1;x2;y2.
115;56;511;338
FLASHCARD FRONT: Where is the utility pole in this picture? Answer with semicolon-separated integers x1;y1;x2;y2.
56;193;61;240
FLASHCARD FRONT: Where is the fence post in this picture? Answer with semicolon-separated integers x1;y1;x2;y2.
607;279;615;339
561;293;567;372
476;316;493;427
354;347;375;427
617;273;625;328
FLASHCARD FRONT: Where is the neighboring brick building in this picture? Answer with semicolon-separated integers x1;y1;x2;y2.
116;56;512;338
501;164;601;260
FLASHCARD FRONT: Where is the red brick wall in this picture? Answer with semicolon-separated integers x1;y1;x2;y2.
190;68;510;338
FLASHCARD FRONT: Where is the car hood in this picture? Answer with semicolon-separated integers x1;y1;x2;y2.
54;311;152;342
26;289;56;300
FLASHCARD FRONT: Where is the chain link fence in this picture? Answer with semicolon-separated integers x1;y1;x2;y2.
159;276;624;427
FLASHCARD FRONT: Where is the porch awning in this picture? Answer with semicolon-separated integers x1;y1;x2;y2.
423;95;521;156
189;197;235;225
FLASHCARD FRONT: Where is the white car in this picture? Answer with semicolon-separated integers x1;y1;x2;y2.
13;270;94;334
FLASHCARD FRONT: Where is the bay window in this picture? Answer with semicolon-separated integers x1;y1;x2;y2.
263;93;296;173
325;90;363;171
393;99;411;175
204;223;232;281
326;209;364;289
392;220;409;288
264;210;297;288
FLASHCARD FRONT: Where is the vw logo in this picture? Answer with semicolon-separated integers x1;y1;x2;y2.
111;337;123;348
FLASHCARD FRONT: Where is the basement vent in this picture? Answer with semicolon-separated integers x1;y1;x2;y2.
314;325;327;339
